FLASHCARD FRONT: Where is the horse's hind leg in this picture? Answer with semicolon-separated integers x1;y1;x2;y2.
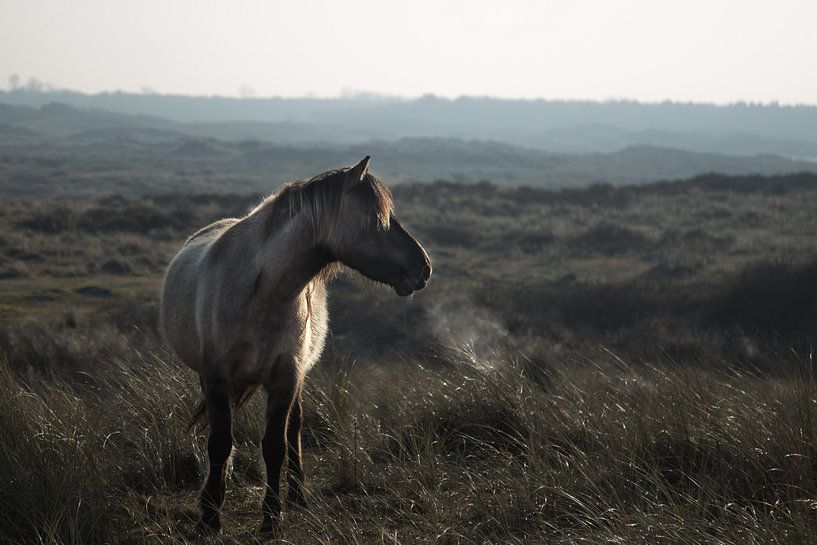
260;361;300;535
198;377;233;534
286;387;307;508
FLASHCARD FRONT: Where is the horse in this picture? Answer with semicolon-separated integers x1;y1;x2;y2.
159;156;432;535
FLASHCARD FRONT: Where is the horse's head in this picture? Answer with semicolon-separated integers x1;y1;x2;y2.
329;156;432;296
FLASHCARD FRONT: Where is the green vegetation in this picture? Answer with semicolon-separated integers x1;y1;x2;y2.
2;173;817;543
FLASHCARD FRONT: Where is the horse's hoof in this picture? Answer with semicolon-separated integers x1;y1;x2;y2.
287;494;308;511
196;512;222;536
260;514;282;536
195;521;220;537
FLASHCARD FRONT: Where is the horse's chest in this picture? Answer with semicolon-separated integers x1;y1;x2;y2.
232;292;328;384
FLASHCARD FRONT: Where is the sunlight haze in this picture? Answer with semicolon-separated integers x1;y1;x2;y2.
1;0;816;104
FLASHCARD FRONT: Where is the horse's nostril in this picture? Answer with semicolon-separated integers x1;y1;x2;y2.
421;263;432;280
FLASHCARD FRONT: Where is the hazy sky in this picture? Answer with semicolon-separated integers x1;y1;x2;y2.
1;0;815;104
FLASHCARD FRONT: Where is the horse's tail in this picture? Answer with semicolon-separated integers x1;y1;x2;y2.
187;384;261;433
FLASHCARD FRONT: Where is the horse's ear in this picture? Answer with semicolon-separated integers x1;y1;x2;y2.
345;155;371;190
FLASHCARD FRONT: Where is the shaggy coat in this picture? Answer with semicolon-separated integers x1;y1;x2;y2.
159;156;431;535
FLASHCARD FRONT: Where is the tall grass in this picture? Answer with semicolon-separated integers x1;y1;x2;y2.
0;334;205;545
2;325;817;544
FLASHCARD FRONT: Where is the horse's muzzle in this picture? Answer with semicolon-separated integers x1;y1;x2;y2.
394;263;432;297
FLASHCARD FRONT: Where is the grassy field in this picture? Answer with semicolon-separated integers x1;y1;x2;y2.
2;173;817;543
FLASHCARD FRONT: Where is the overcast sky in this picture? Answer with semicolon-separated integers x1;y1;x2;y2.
1;0;815;104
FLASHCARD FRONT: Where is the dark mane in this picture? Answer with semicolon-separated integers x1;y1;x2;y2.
256;168;394;239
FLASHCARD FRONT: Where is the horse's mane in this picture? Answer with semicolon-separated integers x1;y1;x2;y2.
254;169;394;242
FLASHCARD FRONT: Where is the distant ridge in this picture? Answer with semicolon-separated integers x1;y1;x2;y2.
2;89;817;157
1;100;816;199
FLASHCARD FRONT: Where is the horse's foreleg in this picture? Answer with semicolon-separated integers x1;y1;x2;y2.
260;365;299;534
198;380;233;534
286;388;307;508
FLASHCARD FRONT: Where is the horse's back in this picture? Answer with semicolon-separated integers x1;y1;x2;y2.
186;218;240;245
160;218;240;370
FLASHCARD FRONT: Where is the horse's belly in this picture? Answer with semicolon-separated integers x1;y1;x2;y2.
160;248;204;370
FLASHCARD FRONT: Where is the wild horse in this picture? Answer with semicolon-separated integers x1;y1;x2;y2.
160;157;431;535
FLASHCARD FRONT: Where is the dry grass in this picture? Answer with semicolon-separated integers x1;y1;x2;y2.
3;173;817;543
3;325;817;544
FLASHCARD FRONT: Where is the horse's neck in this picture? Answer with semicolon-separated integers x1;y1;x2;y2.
250;204;329;302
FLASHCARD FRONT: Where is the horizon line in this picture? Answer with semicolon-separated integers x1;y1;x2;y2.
2;84;816;109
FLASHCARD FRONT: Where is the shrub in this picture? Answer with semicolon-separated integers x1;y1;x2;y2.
571;222;654;256
711;259;817;340
423;223;481;248
16;205;76;233
78;204;183;234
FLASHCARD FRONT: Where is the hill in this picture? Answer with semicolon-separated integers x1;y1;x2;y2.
3;89;817;157
2;103;817;198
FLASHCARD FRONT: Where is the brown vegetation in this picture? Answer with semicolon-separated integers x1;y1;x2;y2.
2;173;817;543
